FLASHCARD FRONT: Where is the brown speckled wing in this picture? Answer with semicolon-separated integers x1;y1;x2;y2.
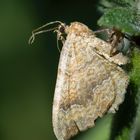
52;22;129;140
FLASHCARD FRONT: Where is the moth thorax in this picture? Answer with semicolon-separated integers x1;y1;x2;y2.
65;22;94;36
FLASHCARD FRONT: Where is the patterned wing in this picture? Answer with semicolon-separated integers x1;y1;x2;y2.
52;24;128;140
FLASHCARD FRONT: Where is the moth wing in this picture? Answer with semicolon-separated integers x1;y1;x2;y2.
52;34;128;140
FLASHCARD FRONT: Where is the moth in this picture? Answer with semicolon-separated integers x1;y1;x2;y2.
29;21;129;140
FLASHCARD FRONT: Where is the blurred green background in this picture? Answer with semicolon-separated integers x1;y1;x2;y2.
1;0;139;140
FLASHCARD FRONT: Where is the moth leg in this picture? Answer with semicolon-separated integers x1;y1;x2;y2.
106;29;125;55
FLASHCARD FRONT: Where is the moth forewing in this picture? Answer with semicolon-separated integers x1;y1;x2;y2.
52;22;129;140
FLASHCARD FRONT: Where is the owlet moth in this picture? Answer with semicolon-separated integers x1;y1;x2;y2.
29;21;129;140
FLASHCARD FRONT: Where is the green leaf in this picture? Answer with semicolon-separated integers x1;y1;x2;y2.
130;48;140;86
107;0;136;7
114;127;131;140
98;7;140;36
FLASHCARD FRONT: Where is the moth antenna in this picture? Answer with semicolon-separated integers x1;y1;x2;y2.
28;21;65;44
28;27;58;44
